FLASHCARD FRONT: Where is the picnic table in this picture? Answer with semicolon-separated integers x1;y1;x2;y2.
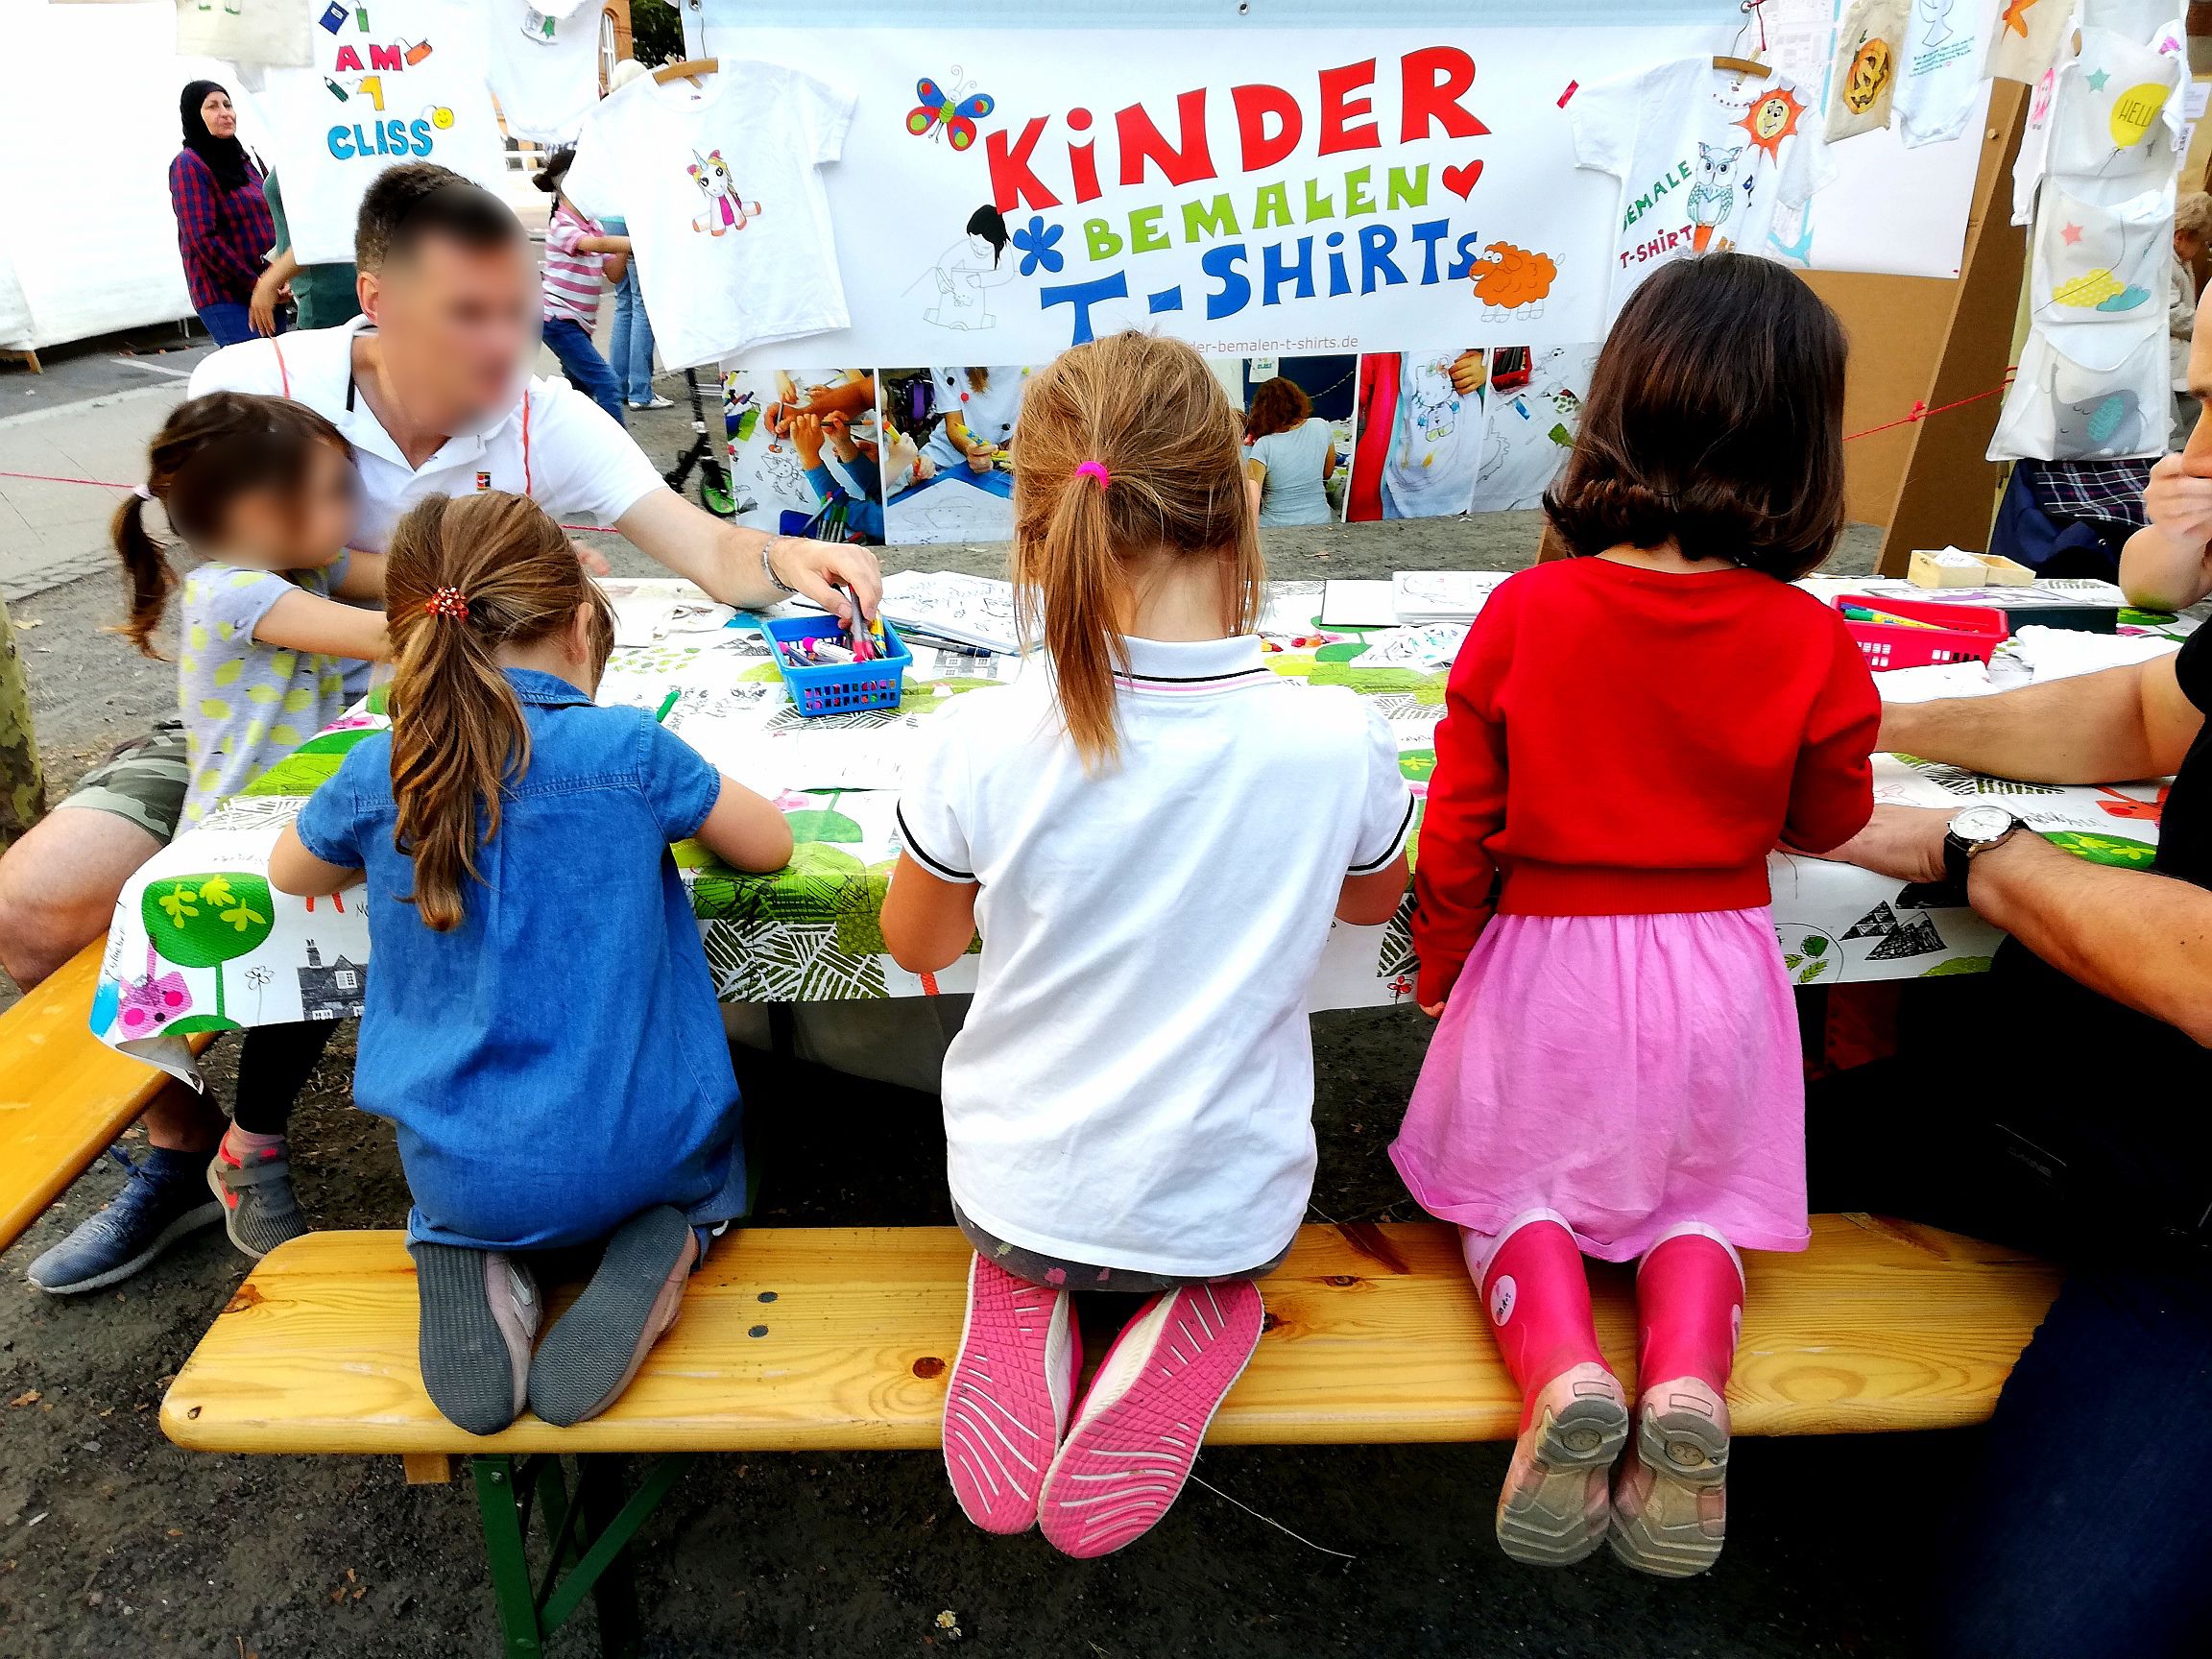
92;580;2168;1080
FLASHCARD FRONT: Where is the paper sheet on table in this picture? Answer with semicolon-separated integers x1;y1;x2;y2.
1353;623;1470;669
1869;660;1999;703
800;570;1023;653
1391;570;1509;623
2010;626;2180;682
1258;580;1328;637
1319;580;1401;629
596;577;739;647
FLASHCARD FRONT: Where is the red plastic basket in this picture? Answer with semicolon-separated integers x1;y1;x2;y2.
1834;594;2008;671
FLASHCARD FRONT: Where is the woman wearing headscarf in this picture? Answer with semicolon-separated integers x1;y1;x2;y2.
169;81;277;347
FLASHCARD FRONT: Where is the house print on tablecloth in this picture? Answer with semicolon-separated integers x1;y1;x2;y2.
297;940;367;1019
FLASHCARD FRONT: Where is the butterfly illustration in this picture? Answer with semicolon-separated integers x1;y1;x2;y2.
907;74;995;151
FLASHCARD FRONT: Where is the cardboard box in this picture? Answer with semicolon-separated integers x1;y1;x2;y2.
1908;547;2034;589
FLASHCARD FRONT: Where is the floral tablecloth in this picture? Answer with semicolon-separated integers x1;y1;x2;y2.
94;581;2169;1080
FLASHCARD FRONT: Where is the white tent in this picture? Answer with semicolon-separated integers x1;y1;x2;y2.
0;4;251;350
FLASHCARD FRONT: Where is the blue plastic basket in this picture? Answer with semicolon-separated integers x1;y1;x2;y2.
760;614;911;717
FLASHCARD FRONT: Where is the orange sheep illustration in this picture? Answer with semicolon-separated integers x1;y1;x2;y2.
1470;243;1559;314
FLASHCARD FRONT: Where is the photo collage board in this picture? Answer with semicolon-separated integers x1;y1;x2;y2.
721;343;1605;547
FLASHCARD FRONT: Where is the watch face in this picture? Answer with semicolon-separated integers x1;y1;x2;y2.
1951;805;2015;844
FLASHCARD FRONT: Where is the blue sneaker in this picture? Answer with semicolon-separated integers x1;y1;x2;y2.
26;1146;223;1295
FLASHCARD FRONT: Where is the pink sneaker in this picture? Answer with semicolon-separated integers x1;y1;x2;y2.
941;1255;1080;1534
1037;1281;1264;1559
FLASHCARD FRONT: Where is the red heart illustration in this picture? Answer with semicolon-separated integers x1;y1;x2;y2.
1442;160;1484;199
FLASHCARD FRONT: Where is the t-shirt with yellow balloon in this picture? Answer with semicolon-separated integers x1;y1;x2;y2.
176;561;353;826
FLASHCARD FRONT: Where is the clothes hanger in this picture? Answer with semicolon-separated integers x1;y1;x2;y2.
1714;0;1772;84
652;57;718;89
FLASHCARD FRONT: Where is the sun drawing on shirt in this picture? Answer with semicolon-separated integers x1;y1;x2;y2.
1735;86;1806;162
687;149;763;236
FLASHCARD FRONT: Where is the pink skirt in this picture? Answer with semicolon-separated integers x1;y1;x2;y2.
1390;907;1809;1261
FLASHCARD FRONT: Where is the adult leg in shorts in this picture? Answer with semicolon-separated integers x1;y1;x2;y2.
0;723;184;990
0;722;220;1150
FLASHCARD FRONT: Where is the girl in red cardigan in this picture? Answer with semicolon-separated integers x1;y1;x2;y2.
1391;254;1879;1578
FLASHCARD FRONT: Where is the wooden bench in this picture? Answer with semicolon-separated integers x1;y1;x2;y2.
163;1214;2060;1657
0;941;211;1255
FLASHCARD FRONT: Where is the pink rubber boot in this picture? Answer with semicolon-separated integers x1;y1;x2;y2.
1612;1224;1743;1577
1472;1212;1629;1567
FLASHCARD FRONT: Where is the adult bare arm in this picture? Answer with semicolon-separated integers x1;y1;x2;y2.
613;487;883;622
1876;653;2201;785
2118;452;2212;610
1973;831;2212;1046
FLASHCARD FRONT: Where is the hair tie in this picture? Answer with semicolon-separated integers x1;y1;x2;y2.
423;588;470;622
1073;460;1111;491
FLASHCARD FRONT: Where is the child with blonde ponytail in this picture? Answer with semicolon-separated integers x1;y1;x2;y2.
881;331;1417;1557
270;491;793;1433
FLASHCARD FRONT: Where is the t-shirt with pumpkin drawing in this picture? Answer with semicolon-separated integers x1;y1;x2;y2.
565;61;857;370
1571;57;1837;325
177;561;354;826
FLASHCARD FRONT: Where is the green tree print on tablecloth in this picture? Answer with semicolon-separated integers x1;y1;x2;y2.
140;873;276;1031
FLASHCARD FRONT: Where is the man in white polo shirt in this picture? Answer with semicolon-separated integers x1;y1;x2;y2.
0;165;879;1294
0;163;878;993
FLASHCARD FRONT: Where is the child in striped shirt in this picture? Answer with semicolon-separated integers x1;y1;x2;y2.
534;148;631;426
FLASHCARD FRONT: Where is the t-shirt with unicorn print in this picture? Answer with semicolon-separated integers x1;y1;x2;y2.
565;60;857;370
1571;57;1837;325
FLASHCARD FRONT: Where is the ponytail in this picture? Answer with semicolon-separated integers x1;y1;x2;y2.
1020;472;1125;768
109;494;176;658
383;492;609;931
110;391;353;658
1010;331;1265;771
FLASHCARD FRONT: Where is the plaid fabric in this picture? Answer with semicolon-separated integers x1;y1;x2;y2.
168;150;273;312
2020;459;2153;532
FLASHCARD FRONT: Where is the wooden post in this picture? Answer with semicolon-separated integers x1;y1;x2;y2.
401;1452;455;1485
1871;83;2031;573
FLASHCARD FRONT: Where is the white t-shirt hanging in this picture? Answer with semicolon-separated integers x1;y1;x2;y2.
1571;58;1837;325
249;0;507;265
1896;0;1994;149
2082;0;2182;45
1988;0;2076;84
485;0;600;143
565;63;857;371
1381;352;1483;519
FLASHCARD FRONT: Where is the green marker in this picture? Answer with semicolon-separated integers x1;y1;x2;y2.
654;688;681;723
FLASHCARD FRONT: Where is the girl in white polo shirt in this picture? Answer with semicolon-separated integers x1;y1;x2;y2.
882;332;1416;1559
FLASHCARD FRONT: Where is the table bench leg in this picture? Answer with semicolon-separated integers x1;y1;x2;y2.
469;1452;690;1659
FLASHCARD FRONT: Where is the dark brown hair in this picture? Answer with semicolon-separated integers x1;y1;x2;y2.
111;392;352;657
382;492;613;931
1013;331;1264;769
1244;375;1312;442
1543;252;1849;580
356;162;521;273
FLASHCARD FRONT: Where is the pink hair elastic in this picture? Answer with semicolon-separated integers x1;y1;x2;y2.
1074;460;1111;491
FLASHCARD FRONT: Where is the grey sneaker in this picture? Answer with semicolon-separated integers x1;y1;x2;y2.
413;1245;541;1435
27;1147;222;1294
206;1143;310;1260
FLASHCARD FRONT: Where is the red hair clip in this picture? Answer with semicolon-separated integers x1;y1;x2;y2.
423;588;469;621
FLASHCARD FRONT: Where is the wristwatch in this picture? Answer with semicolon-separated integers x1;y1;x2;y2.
1939;805;2026;900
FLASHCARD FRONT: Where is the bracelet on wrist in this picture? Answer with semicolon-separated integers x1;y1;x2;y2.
760;540;796;595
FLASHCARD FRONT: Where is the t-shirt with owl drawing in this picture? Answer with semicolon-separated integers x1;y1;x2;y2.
1571;58;1837;325
565;62;856;370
